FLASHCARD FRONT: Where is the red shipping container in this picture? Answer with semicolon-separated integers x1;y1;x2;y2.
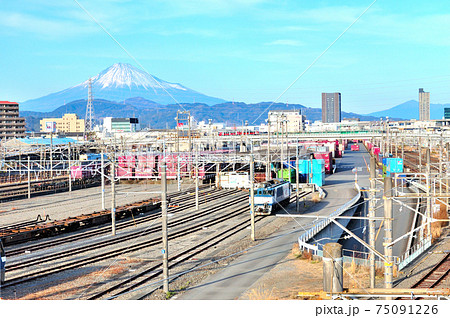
254;172;266;182
314;152;332;174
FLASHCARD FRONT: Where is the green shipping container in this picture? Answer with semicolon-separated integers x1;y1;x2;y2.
277;168;296;183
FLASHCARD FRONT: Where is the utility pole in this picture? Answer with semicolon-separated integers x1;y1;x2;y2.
110;154;116;236
215;162;220;189
101;149;105;210
175;111;180;153
195;154;199;211
161;162;169;294
250;154;255;241
266;119;271;181
401;137;404;161
383;177;393;297
177;157;181;192
188;112;192;178
280;117;284;180
369;157;376;288
68;144;72;192
296;143;300;213
394;132;398;157
418;137;422;173
27;156;31;199
50;133;53;179
426;148;432;238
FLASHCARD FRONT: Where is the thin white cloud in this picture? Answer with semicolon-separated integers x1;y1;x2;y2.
265;39;303;47
0;11;97;38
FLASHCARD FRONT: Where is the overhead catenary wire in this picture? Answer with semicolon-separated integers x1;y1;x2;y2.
72;0;188;114
251;0;379;124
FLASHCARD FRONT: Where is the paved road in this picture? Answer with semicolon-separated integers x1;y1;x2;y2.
178;146;365;300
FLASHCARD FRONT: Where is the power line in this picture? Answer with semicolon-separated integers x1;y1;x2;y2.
251;0;378;124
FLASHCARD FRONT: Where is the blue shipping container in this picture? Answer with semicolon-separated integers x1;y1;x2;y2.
311;159;325;186
387;158;404;173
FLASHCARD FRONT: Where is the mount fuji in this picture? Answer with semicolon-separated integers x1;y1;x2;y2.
20;63;226;112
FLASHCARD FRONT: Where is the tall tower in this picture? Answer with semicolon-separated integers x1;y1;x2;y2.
419;88;430;121
322;92;341;123
85;78;94;132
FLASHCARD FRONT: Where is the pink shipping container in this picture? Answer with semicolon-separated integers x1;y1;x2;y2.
116;166;132;177
135;170;154;177
373;147;380;157
137;155;157;176
314;152;333;174
117;155;136;168
126;155;136;168
118;156;127;168
71;166;83;179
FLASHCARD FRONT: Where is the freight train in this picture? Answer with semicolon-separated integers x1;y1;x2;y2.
71;153;217;181
253;180;291;215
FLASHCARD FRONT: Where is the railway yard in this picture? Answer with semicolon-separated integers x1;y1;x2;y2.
0;131;450;301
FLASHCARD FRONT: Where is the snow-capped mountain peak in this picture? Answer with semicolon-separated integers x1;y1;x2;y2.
78;63;187;91
21;62;226;111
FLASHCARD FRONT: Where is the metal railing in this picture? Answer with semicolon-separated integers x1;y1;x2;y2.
298;183;361;254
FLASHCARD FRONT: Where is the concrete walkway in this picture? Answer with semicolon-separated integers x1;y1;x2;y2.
178;146;366;300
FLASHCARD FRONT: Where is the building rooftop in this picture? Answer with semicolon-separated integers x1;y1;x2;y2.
15;137;78;145
0;101;19;105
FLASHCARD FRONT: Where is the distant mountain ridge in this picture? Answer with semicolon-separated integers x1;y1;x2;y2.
20;63;226;112
368;100;450;120
21;97;383;131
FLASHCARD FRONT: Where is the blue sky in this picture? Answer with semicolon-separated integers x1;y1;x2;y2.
2;0;450;114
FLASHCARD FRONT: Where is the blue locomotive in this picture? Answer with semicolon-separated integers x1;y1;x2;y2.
253;180;291;215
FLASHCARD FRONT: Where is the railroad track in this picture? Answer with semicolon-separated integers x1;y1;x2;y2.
2;189;309;298
88;213;263;300
85;190;311;300
4;187;236;257
0;183;212;242
411;253;450;289
1;190;250;287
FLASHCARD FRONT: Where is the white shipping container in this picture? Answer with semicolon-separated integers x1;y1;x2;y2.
219;172;251;189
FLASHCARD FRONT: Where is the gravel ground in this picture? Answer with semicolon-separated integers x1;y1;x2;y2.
0;189;250;299
0;191;315;300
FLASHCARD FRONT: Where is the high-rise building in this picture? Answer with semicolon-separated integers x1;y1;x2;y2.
103;117;140;133
419;88;430;121
0;101;26;139
444;107;450;120
321;93;341;123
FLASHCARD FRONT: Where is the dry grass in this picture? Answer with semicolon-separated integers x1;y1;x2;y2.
311;192;321;203
246;286;279;300
431;202;449;241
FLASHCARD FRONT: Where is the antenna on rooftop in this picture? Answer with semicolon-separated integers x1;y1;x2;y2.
85;78;94;132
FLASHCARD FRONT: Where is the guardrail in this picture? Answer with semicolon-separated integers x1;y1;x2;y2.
298;183;361;255
396;179;432;270
398;235;432;270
